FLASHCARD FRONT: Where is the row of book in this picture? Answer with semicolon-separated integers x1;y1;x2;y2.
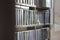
15;28;49;40
15;0;35;5
16;8;50;25
16;8;35;25
15;0;52;8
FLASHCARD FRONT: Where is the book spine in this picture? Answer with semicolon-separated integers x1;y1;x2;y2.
17;32;20;40
29;30;35;40
31;0;32;5
28;0;31;5
16;8;17;25
24;0;25;4
33;0;34;5
31;10;33;24
19;9;20;25
22;9;23;25
21;0;22;3
45;10;49;23
26;10;28;25
25;10;26;25
21;32;24;40
17;9;19;25
25;0;27;4
25;31;27;40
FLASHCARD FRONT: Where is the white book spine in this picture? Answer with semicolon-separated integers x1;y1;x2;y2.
18;9;19;25
29;30;35;40
22;9;23;25
21;0;22;3
28;0;31;5
33;0;34;5
31;0;33;5
20;9;21;25
25;31;27;40
18;0;19;3
31;0;32;5
21;9;22;25
19;32;22;40
24;11;26;25
27;10;29;25
19;9;21;25
19;9;20;25
24;0;25;4
17;32;20;40
25;10;26;25
25;31;29;40
21;32;24;40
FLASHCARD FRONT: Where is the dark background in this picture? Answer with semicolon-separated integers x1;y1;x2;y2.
0;0;15;40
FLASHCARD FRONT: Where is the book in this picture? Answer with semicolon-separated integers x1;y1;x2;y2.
28;0;31;5
32;0;34;5
41;28;48;40
37;11;44;24
17;32;20;40
16;8;18;25
36;29;42;40
24;31;29;40
21;31;24;40
45;10;49;23
29;30;35;40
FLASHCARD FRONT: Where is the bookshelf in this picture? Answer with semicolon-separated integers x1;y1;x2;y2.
15;0;52;40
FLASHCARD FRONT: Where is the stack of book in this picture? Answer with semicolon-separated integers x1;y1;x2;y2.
15;0;35;5
15;28;49;40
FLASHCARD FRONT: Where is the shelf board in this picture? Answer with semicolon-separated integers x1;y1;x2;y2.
16;24;50;31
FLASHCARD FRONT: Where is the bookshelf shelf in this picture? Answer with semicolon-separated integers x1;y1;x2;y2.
16;24;50;31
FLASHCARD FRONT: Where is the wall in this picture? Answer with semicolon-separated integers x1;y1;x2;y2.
54;0;60;31
51;0;60;40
